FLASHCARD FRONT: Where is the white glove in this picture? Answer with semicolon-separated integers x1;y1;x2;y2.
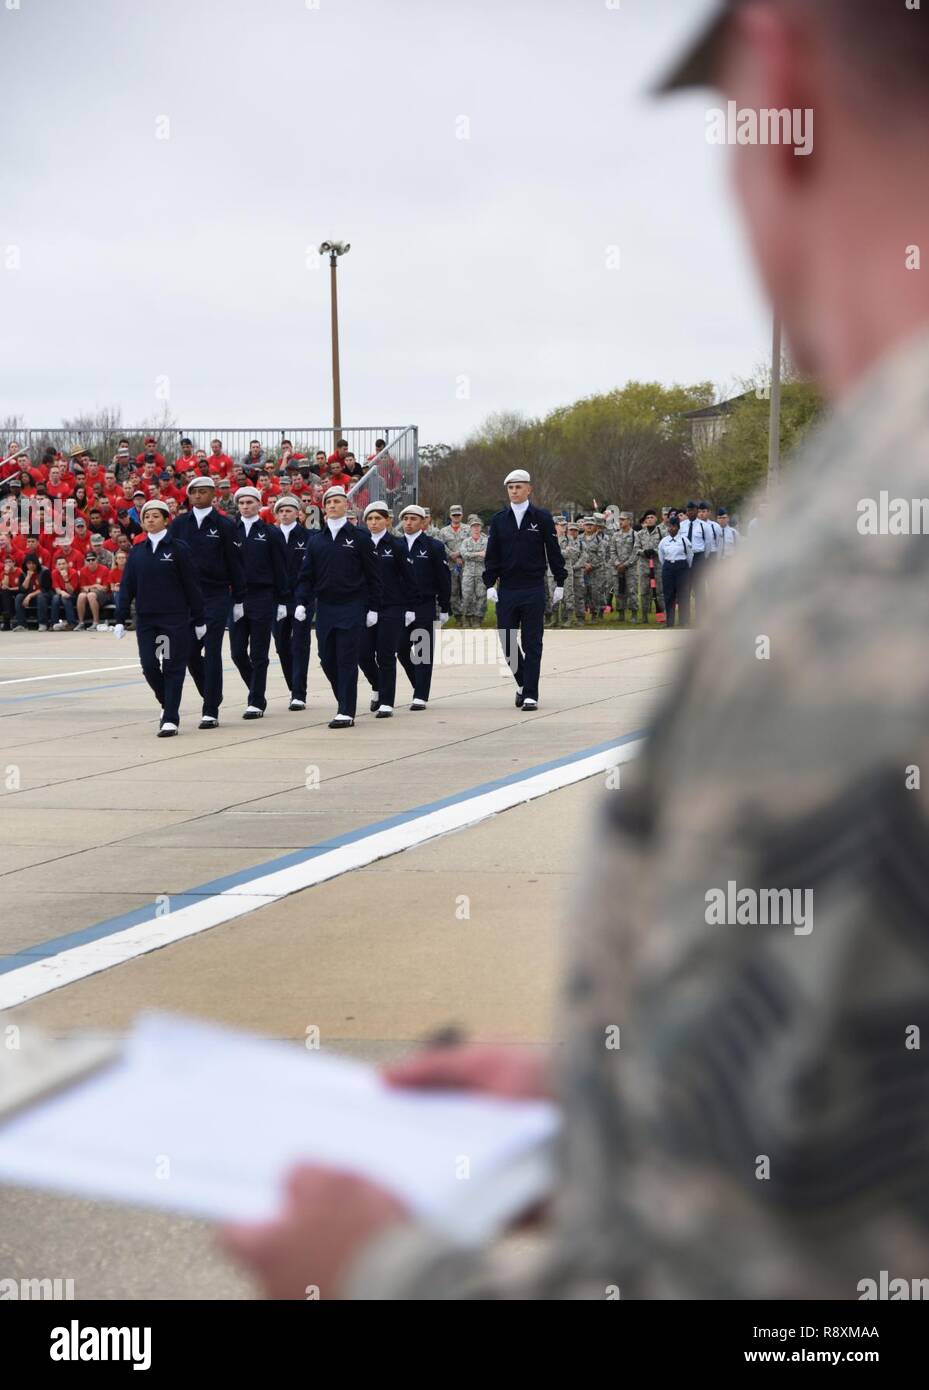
113;623;126;640
232;602;244;622
194;624;207;640
438;612;449;625
552;586;564;604
366;610;378;628
486;586;498;603
404;611;415;626
276;604;287;621
294;605;307;622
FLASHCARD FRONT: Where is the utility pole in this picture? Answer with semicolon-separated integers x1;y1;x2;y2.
767;313;782;491
319;241;351;435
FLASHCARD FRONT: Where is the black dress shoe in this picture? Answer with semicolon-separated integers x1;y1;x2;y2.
242;707;265;720
328;716;354;729
199;715;218;729
369;696;380;712
515;691;525;708
375;708;393;719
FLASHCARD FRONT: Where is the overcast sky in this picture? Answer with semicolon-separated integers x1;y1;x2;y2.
2;0;771;446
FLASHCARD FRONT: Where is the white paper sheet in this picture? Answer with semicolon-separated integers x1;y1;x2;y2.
0;1013;557;1243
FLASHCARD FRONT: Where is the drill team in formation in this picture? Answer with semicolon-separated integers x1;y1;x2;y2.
8;450;745;734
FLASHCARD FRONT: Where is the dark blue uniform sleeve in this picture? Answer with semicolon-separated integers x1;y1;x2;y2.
543;511;568;585
482;518;501;590
358;530;384;610
268;526;290;605
294;543;316;609
392;536;416;606
114;549;137;624
222;517;247;602
174;539;205;625
431;537;452;610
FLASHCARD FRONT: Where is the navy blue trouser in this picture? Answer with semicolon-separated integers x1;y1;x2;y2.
661;560;691;629
359;604;404;708
495;584;545;700
317;599;365;717
229;590;276;710
137;618;191;725
274;602;312;702
398;602;438;701
187;590;230;718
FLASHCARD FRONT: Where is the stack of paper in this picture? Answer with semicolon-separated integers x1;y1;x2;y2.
0;1013;558;1243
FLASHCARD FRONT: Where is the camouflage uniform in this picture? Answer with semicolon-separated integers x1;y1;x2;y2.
346;328;929;1301
459;533;487;625
609;524;638;620
439;521;467;618
579;530;610;615
544;535;576;627
568;530;587;622
634;523;664;619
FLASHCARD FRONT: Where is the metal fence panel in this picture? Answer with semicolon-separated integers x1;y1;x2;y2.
18;425;419;518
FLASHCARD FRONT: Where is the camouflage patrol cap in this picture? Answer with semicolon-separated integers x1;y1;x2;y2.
654;0;739;94
467;513;481;525
619;511;633;521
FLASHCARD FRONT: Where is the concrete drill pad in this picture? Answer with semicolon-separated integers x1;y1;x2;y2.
0;630;684;1300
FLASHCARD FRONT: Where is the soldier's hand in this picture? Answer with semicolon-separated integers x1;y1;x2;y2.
404;610;415;626
552;586;564;605
276;604;287;622
293;605;307;622
365;610;378;628
438;612;449;625
384;1044;552;1102
113;624;126;640
194;624;207;640
486;586;498;604
232;603;245;622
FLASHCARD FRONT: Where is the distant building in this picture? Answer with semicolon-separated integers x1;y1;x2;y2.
681;391;755;452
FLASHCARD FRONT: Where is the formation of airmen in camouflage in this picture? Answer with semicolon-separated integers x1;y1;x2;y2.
418;500;742;627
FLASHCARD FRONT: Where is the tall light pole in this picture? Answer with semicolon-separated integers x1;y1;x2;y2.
767;312;782;491
319;240;350;434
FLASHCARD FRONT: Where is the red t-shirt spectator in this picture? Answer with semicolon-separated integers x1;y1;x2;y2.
207;453;234;477
135;450;166;469
52;565;81;595
79;560;110;588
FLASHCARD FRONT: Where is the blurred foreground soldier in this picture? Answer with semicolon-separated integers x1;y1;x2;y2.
294;487;382;727
170;476;246;729
459;518;487;628
395;504;451;710
657;514;693;629
483;470;565;710
610;512;638;623
358;500;409;718
230;487;289;719
222;0;929;1300
114;501;205;737
272;495;312;711
633;509;663;624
